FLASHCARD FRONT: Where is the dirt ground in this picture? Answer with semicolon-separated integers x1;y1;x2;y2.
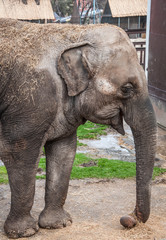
0;175;166;240
0;126;166;240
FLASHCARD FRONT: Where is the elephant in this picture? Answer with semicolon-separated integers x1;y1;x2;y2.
0;18;157;238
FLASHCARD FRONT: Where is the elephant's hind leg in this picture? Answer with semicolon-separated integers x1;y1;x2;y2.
39;132;77;229
3;141;41;238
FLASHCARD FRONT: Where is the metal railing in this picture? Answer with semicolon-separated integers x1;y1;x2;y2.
125;28;146;35
133;41;146;70
125;29;146;70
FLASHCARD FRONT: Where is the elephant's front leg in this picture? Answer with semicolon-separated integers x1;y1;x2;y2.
4;142;41;239
39;132;77;229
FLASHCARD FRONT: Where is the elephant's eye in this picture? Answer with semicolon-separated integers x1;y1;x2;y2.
121;83;133;94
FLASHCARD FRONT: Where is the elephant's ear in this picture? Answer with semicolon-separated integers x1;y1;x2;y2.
57;42;94;96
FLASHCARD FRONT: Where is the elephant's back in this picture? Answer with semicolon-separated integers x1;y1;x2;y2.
0;18;85;67
0;19;47;68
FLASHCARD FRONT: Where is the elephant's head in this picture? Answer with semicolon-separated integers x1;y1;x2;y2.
57;26;157;227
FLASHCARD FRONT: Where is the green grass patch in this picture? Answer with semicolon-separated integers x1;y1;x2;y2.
36;175;46;180
77;140;87;147
39;157;46;171
77;121;108;140
0;166;8;184
152;167;166;179
71;154;136;179
0;154;166;184
36;153;166;181
71;154;166;180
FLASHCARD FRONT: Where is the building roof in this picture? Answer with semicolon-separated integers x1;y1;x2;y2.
108;0;147;17
0;0;54;20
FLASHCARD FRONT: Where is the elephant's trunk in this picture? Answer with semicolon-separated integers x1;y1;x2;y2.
122;96;157;226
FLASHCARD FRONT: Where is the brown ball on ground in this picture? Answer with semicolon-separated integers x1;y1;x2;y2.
120;215;137;228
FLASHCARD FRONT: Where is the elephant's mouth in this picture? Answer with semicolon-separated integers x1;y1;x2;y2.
95;106;125;135
110;110;125;135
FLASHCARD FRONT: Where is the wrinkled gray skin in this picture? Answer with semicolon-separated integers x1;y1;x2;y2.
0;19;156;238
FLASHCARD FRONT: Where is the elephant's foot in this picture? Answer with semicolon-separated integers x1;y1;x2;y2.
4;214;39;239
39;208;72;229
120;206;150;228
120;214;137;228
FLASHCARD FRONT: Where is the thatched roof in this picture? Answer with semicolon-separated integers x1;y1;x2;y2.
108;0;147;17
0;0;54;20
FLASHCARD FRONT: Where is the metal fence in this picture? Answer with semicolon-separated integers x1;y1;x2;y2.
133;41;146;70
125;29;146;70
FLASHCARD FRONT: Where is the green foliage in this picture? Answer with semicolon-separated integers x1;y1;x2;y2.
77;121;108;139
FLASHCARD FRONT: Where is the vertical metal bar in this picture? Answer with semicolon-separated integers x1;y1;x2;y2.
145;0;151;79
138;16;141;37
144;48;146;70
138;16;141;28
93;0;95;24
118;17;120;27
128;17;130;29
99;10;101;23
140;43;143;64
